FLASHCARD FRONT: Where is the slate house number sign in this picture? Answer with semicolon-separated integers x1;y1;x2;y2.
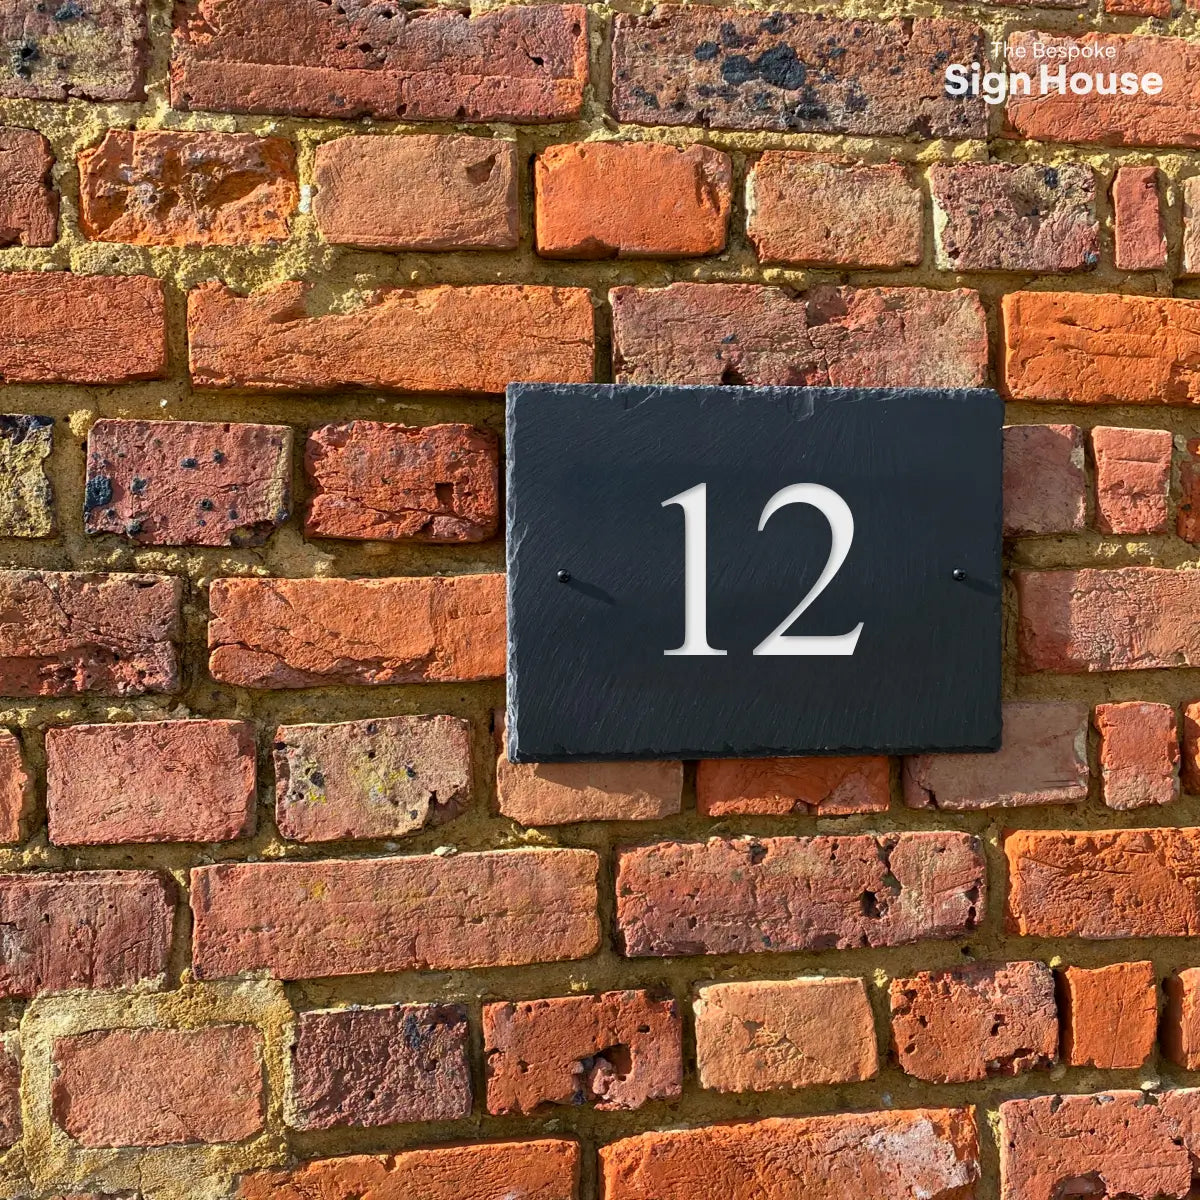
506;385;1004;763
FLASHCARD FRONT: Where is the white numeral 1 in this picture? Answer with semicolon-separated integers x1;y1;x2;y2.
661;483;727;656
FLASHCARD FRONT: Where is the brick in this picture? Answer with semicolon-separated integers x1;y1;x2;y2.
903;702;1088;811
0;730;30;844
0;414;54;537
208;574;504;688
535;142;730;260
305;421;498;543
496;717;682;824
1061;961;1156;1069
1113;167;1167;271
85;419;291;547
694;978;877;1092
0;0;146;100
1095;702;1179;810
616;833;984;958
1016;567;1200;673
747;156;921;269
1184;177;1200;277
1090;426;1171;534
697;756;889;817
237;1140;580;1200
612;284;988;388
1007;33;1200;148
891;961;1057;1084
290;1003;470;1130
0;570;181;697
0;127;55;246
612;8;987;138
601;1109;981;1200
931;163;1098;273
1164;968;1200;1068
314;134;517;251
1006;827;1200;938
171;0;587;122
1003;425;1086;537
1183;700;1200;792
998;1090;1200;1200
484;990;681;1114
191;849;599;980
1107;0;1170;12
274;714;472;842
0;871;173;997
1003;291;1200;405
79;130;295;246
0;272;166;385
52;1026;263;1147
188;281;593;394
0;1036;18;1149
1178;438;1200;542
46;720;256;845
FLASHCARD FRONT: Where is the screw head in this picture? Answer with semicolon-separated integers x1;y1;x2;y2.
952;568;967;582
556;569;571;583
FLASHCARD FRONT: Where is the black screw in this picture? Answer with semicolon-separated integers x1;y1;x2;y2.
557;569;571;583
952;568;967;581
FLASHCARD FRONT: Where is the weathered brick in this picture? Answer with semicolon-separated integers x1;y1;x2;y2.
694;978;877;1093
192;849;599;980
0;414;54;537
747;156;920;268
0;730;30;845
998;1090;1200;1200
0;272;166;385
0;1036;18;1149
188;281;594;394
0;570;181;697
46;720;256;845
484;991;681;1114
1184;178;1200;277
305;421;498;543
1095;702;1179;811
314;134;518;251
1178;437;1200;542
612;8;987;138
0;127;55;246
0;0;147;100
616;833;984;958
1004;291;1200;405
612;284;988;388
1183;700;1200;792
237;1140;581;1200
697;756;889;817
1007;33;1200;148
1107;0;1170;13
171;0;588;122
891;961;1057;1084
1164;968;1200;1068
290;1004;470;1129
903;702;1088;811
79;130;296;246
1006;827;1200;938
535;142;730;260
1003;425;1086;537
85;419;291;547
1090;426;1171;534
601;1109;980;1200
274;714;471;842
1061;961;1156;1069
1113;167;1167;271
0;871;173;997
1017;568;1200;673
52;1026;263;1147
208;574;504;688
931;163;1098;273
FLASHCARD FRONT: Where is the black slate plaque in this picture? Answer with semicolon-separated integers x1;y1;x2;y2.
506;385;1003;762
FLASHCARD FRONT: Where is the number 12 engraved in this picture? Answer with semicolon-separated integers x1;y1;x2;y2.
661;482;864;657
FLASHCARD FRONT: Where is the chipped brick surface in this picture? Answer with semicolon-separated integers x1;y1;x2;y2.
1090;426;1172;535
697;756;889;816
1003;425;1087;537
0;126;56;246
1095;702;1180;811
0;730;30;844
1061;961;1157;1069
1113;167;1167;271
1164;968;1200;1068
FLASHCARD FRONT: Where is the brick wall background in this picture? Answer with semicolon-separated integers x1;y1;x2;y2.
2;0;1200;1197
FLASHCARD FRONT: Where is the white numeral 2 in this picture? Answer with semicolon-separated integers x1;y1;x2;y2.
661;482;864;658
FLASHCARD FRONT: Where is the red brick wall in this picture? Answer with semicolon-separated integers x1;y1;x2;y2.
1;0;1200;1197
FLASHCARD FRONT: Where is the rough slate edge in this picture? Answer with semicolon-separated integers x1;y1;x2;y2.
505;383;1004;764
